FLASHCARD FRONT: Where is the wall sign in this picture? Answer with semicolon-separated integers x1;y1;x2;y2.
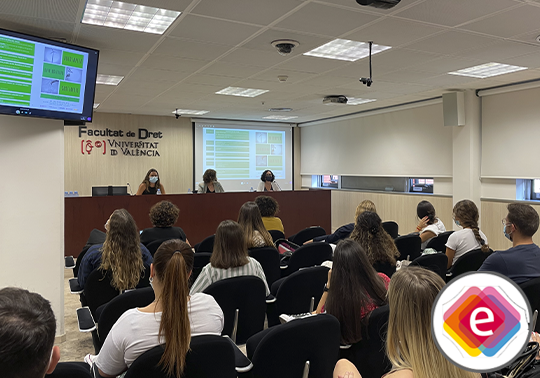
78;126;162;157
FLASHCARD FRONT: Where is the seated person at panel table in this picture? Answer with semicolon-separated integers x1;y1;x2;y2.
255;195;284;234
414;200;446;250
311;200;376;244
479;202;540;284
238;201;275;248
140;200;189;246
190;220;270;296
136;168;165;195
197;169;225;193
445;199;489;268
77;209;153;289
256;169;281;192
315;239;389;345
350;211;400;275
333;267;479;378
86;240;224;378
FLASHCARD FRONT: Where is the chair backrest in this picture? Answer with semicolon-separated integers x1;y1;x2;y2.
249;247;281;288
191;252;212;288
410;253;448;281
250;314;341;378
339;305;391;378
289;226;327;246
447;248;491;282
394;234;422;261
520;277;540;333
372;261;396;278
269;229;285;242
425;231;454;252
381;221;399;239
275;266;329;315
124;335;237;378
145;238;170;257
283;242;333;277
197;234;215;252
97;287;155;350
73;229;106;277
203;276;267;344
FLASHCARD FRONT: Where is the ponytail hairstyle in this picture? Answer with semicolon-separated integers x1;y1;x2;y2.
417;200;437;225
152;239;194;377
350;211;400;266
453;199;490;253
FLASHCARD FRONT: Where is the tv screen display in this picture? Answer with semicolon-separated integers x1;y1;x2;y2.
0;28;99;122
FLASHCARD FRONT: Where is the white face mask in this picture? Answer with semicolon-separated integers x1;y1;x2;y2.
149;176;158;183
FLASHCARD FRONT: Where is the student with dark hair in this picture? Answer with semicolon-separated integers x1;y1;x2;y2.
0;287;60;378
479;203;540;284
136;168;165;195
315;239;389;345
89;240;223;377
238;201;274;248
140;201;189;246
257;170;280;192
414;200;446;249
190;220;270;295
255;195;284;233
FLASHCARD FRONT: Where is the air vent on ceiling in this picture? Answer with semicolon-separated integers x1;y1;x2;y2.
323;95;348;105
356;0;401;9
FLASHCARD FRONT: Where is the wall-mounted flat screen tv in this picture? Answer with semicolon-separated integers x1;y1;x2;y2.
0;28;99;122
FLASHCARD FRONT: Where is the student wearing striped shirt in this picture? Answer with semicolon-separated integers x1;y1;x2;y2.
190;220;270;295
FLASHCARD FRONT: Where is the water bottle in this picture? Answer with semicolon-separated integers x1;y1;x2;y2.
249;187;254;192
157;188;161;195
187;188;192;194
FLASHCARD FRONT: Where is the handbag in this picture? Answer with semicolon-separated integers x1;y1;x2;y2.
483;342;540;378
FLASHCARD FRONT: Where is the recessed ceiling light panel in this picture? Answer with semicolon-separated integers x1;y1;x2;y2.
93;103;100;109
346;98;376;105
171;109;209;115
262;115;298;120
216;87;269;97
304;39;391;62
448;62;527;79
96;74;124;85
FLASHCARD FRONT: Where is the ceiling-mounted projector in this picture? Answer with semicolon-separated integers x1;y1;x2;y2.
356;0;401;9
323;95;348;105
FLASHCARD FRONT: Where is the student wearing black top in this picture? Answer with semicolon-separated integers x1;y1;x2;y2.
136;168;165;195
140;201;189;246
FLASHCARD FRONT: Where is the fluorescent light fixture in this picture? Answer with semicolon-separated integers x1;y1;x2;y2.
171;109;209;115
262;115;298;120
96;74;124;85
346;98;376;105
82;0;181;35
304;39;391;62
216;87;269;97
93;103;100;109
448;62;527;78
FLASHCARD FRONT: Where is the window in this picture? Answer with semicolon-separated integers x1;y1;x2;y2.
409;178;434;194
321;175;339;188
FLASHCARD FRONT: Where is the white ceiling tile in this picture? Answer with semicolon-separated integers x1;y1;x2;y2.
153;38;232;60
404;30;499;55
299;75;359;89
252;69;318;83
199;61;267;78
127;68;191;83
453;40;540;62
97;63;133;76
115;80;177;97
184;74;241;87
0;0;80;22
76;25;161;52
219;48;293;67
0;15;75;42
503;52;540;69
274;55;350;74
133;0;193;12
460;5;540;38
98;49;146;67
409;56;488;75
141;55;208;73
316;0;413;14
242;29;332;54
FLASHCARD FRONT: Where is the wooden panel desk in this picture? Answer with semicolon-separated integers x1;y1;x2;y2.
65;190;331;257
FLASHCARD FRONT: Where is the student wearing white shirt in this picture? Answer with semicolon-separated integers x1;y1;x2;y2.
445;199;489;268
414;200;446;250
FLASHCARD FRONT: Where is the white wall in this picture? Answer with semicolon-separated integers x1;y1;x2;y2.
0;115;65;337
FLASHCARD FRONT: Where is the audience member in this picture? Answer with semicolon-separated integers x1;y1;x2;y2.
77;209;152;290
238;201;274;248
445;199;489;268
89;240;223;377
315;239;389;345
313;200;376;244
255;195;284;234
197;169;225;193
0;287;60;378
414;200;446;249
350;211;400;276
479;203;540;284
257;170;281;192
190;220;270;295
140;201;188;246
136;168;165;195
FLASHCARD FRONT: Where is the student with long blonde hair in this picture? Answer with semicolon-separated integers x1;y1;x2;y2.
238;201;274;248
90;240;224;377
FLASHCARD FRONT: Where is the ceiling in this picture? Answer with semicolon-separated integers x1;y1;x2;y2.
3;0;540;123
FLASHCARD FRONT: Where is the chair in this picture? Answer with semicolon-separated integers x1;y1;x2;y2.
73;229;107;277
394;234;421;261
280;242;333;278
197;234;215;252
410;253;448;281
425;231;454;252
446;248;492;282
382;221;399;239
372;261;396;278
145;238;169;257
268;266;329;327
519;277;540;333
269;229;285;242
47;362;92;378
124;335;237;378
288;226;327;246
203;276;267;344
65;256;75;269
191;252;212;287
246;314;341;378
249;247;281;288
339;305;391;378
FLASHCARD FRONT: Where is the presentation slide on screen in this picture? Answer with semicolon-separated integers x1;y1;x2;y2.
195;123;293;192
0;34;89;114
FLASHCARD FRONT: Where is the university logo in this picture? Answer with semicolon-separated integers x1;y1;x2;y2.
432;272;531;372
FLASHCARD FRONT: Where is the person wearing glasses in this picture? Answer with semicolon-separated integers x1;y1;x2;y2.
479;203;540;284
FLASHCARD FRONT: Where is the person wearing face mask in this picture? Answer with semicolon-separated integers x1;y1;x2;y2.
136;168;165;195
256;170;281;192
479;203;540;284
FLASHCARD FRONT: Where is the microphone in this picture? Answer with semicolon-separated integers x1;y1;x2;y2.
127;182;133;195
